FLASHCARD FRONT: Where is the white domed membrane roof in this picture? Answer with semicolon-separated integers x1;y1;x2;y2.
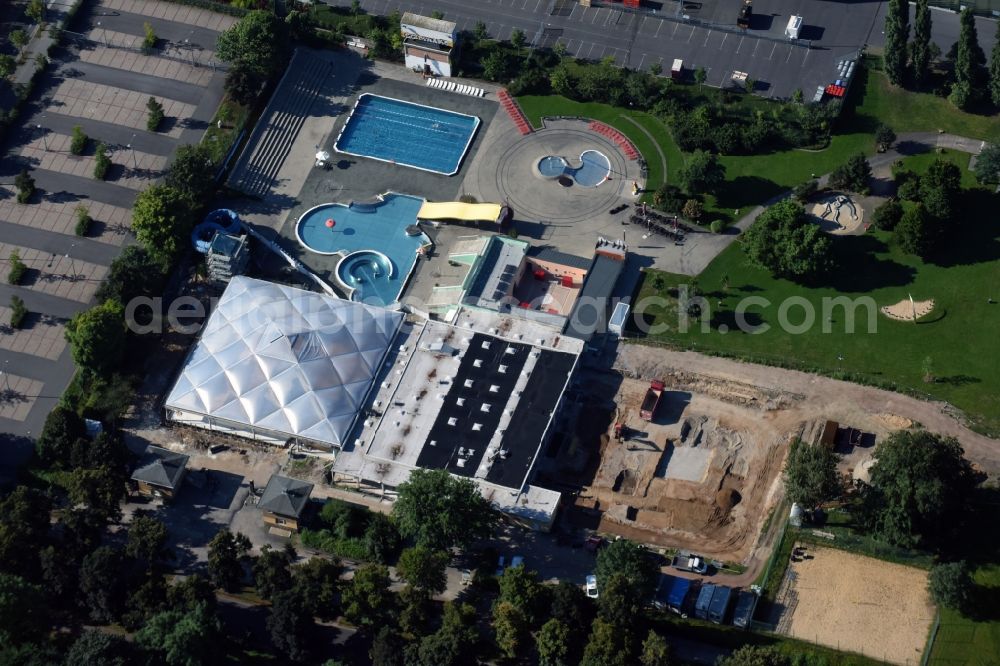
165;277;403;447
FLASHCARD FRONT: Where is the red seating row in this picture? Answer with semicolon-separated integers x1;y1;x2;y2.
498;89;533;136
588;121;639;160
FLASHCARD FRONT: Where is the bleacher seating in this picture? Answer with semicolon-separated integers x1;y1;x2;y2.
588;121;639;160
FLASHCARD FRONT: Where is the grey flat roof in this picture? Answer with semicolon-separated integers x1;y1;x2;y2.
259;474;314;518
526;246;592;271
131;446;189;490
564;255;625;341
464;236;526;309
401;12;456;34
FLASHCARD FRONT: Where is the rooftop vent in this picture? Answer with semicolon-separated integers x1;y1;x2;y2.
447;417;457;426
481;403;491;412
473;359;483;368
499;365;507;374
464;379;474;388
489;385;500;393
472;423;483;431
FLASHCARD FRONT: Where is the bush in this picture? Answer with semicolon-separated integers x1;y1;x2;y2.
709;220;725;233
300;529;371;561
792;180;819;203
142;22;157;53
10;296;27;329
872;199;904;231
146;97;164;132
14;168;35;204
75;205;92;236
8;250;27;285
93;143;111;180
929;561;974;612
224;64;265;105
70;125;88;155
652;184;685;214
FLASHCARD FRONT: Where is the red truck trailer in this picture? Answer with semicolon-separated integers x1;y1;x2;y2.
640;380;665;421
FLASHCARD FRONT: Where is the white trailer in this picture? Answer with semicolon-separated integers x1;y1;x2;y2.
785;15;803;40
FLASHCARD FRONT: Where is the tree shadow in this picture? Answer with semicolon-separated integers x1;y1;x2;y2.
927;190;1000;268
807;234;917;292
717;176;785;209
933;374;981;387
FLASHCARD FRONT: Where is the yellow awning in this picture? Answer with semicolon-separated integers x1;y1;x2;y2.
417;201;502;223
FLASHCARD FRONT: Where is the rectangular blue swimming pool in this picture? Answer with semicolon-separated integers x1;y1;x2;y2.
334;94;480;176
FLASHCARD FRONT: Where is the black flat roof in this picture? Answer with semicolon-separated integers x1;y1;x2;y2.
564;254;624;341
486;347;575;488
416;333;576;490
417;333;529;481
527;246;591;271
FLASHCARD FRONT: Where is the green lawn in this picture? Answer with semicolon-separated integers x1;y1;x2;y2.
853;59;1000;142
631;169;1000;434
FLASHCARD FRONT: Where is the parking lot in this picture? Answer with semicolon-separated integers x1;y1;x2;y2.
329;0;887;98
0;0;230;469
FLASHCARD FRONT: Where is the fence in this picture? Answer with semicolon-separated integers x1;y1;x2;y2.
920;612;942;666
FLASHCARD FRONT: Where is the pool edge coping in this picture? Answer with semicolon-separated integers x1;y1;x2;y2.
332;92;482;177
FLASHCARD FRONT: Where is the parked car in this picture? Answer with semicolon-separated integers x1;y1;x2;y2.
461;570;472;586
510;555;525;569
585;574;599;599
495;555;506;577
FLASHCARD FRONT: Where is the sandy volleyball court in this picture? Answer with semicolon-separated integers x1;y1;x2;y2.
781;546;934;664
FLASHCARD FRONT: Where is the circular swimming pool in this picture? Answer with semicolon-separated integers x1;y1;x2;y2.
336;250;396;302
534;150;610;187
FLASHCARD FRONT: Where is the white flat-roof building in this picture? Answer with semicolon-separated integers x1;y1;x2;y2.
333;318;583;530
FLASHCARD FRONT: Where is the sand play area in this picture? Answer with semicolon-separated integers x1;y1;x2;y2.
777;546;934;664
808;192;865;235
881;298;935;321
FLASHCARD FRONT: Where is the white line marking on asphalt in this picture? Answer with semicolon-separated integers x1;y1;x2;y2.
786;46;794;62
801;49;810;67
586;42;597;58
592;9;601;24
752;40;761;57
637;53;646;69
534;0;542;11
521;0;528;10
703;29;712;46
654;21;663;37
719;33;727;50
687;26;696;43
671;22;679;38
735;36;744;53
768;44;777;59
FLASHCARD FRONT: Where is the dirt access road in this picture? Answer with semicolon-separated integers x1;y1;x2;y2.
616;345;1000;477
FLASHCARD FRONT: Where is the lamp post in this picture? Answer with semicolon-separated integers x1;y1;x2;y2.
66;244;77;281
127;134;137;169
96;21;107;47
36;124;48;151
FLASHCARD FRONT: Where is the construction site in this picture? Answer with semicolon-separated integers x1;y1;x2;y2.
538;346;812;566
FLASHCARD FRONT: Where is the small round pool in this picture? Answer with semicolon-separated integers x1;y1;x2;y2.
538;155;568;178
534;150;610;187
336;250;396;303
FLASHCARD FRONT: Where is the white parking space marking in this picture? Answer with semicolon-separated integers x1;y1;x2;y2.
769;44;778;59
654;21;663;37
568;3;578;18
534;0;542;11
687;26;696;43
752;40;762;57
735;36;744;53
637;53;646;69
719;33;728;49
703;29;712;46
587;42;597;58
592;9;601;24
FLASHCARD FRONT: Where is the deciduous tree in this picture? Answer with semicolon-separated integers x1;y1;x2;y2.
594;539;657;605
216;10;286;76
860;431;978;549
79;546;127;623
740;199;832;280
65;631;133;666
165;144;216;203
393;468;496;551
535;618;572;666
397;546;448;594
872;199;904;231
253;543;295;600
875;124;897;152
990;27;1000;106
65;299;125;379
929;561;974;613
131;185;196;266
293;556;341;621
581;618;633;666
135;602;222;666
678;150;725;195
207;530;251;591
829;152;872;193
363;512;401;563
783;440;841;509
127;514;171;569
342;563;395;627
896;203;935;257
640;630;672;666
370;626;405;666
718;645;791;666
493;600;530;658
267;589;314;662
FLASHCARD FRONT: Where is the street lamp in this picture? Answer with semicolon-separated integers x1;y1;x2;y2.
127;135;137;169
96;21;107;47
36;124;48;151
66;244;77;281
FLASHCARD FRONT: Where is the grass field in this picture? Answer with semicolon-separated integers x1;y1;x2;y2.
631;172;1000;435
929;564;1000;665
